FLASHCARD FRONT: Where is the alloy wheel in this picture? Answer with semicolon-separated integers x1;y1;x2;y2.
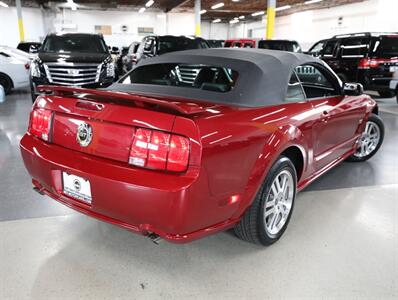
264;170;294;236
354;121;380;158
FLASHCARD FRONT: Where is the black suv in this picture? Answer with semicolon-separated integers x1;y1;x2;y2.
135;35;209;64
307;32;398;97
30;33;115;102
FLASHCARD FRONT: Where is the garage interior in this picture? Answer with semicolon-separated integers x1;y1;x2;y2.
1;0;398;299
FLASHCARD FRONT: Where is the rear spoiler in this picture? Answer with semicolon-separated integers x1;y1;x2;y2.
37;85;206;115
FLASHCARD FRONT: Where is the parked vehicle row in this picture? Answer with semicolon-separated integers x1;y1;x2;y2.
307;32;398;100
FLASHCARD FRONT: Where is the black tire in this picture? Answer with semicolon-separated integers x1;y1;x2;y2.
234;156;297;246
0;74;12;94
337;73;348;83
347;113;384;162
396;89;398;104
378;90;394;98
30;81;38;103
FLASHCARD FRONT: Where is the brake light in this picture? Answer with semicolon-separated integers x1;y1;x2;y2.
359;58;398;69
29;108;52;142
129;128;190;172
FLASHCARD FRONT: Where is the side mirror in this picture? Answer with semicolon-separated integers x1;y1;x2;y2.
343;82;364;96
29;45;38;54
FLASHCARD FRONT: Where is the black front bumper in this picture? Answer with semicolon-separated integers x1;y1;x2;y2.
30;77;115;98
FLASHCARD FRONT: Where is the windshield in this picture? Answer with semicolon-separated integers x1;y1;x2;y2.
374;37;398;57
121;63;238;93
41;35;108;53
157;37;208;55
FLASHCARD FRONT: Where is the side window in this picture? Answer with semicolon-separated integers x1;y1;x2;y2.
322;40;337;57
285;72;306;102
309;41;324;55
340;38;369;57
243;42;253;48
295;64;340;99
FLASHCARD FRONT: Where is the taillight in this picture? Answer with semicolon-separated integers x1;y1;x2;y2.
24;63;30;70
359;58;398;69
29;108;52;142
358;58;379;69
129;128;190;172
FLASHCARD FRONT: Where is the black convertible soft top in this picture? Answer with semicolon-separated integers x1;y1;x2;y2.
110;48;321;107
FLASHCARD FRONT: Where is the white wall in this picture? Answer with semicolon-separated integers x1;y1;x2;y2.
0;7;45;47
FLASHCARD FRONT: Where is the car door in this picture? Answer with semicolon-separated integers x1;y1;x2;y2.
296;63;366;171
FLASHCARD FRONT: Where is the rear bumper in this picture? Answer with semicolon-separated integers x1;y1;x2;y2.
20;134;239;243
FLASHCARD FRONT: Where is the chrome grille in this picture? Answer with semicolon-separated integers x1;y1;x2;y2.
44;62;102;86
175;65;201;85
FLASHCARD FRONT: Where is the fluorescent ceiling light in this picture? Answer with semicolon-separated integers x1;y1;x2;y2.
0;1;9;7
230;19;239;24
200;9;207;14
232;0;240;2
275;5;291;11
139;7;146;13
145;0;154;8
251;11;265;17
212;18;221;23
211;3;224;10
239;15;245;19
304;0;323;4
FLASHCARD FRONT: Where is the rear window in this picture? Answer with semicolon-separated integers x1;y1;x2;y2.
374;37;398;57
340;38;369;57
121;63;238;93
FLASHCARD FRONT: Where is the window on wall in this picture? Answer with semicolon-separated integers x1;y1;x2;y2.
295;64;340;99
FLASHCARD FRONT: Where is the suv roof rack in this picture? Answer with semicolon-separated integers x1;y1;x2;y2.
333;32;398;38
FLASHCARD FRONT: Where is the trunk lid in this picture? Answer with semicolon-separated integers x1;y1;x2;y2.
36;86;205;165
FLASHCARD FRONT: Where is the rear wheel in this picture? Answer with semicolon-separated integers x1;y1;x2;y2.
378;90;394;98
0;74;12;94
347;114;384;162
234;156;297;246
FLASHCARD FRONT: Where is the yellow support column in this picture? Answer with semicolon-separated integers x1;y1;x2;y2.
266;0;276;40
194;0;201;37
16;0;25;42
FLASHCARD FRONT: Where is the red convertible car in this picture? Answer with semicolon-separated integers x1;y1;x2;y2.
20;49;384;245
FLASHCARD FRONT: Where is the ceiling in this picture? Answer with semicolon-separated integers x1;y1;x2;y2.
11;0;365;22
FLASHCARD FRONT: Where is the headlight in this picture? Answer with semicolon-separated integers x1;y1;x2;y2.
30;61;41;78
106;63;115;77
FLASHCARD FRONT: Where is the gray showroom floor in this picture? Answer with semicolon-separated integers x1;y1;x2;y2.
0;89;397;299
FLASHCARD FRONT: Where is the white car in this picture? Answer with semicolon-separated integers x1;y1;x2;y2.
0;46;30;94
